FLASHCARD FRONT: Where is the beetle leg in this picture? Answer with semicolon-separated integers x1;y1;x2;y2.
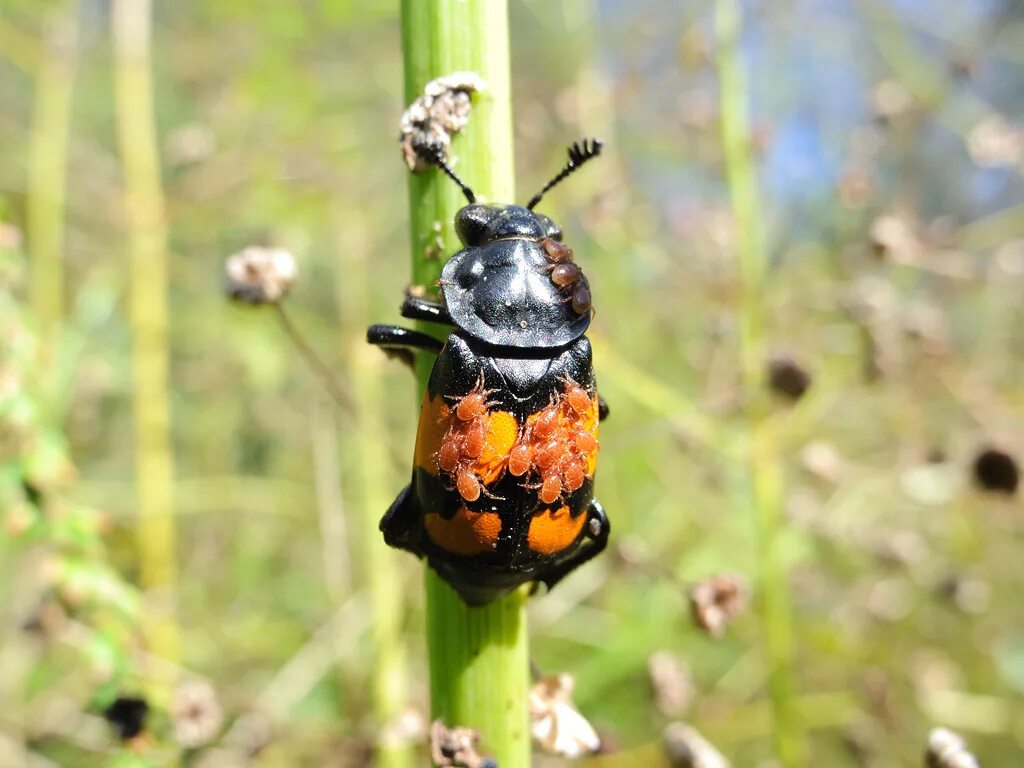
597;395;610;421
367;324;444;369
401;295;453;325
379;484;424;555
537;499;610;591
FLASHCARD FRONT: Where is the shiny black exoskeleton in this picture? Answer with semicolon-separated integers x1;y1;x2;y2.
442;203;589;349
367;139;609;605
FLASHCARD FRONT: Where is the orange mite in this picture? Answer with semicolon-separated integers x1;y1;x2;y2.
565;383;591;416
564;462;585;492
456;391;488;421
508;443;532;477
438;435;462;472
534;440;562;472
574;430;597;454
540;473;563;505
541;238;574;264
461;421;487;459
456;470;481;502
571;276;592;315
550;262;581;288
532;406;559;439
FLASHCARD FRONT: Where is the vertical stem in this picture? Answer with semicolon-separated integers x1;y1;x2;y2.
339;207;412;768
713;1;803;765
356;346;412;768
28;3;77;358
112;0;179;680
401;1;530;766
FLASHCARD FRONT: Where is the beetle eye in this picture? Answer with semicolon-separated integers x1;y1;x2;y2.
534;213;562;241
455;204;502;246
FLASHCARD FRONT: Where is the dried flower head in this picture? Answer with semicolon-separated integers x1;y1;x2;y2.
869;214;921;260
429;719;496;768
925;727;979;768
529;673;601;758
400;72;485;172
935;574;991;616
225;246;297;305
967;115;1024;167
648;651;693;717
663;722;729;768
800;441;844;484
172;680;223;748
972;445;1019;494
690;574;748;638
871;79;914;123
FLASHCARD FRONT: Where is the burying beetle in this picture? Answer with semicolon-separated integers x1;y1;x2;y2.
367;139;609;605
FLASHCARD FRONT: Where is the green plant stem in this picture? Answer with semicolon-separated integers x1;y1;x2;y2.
28;3;77;358
400;2;529;766
713;1;803;765
357;347;412;768
338;207;412;768
112;0;179;683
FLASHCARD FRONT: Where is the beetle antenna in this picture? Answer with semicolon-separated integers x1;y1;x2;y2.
526;138;604;210
417;142;476;203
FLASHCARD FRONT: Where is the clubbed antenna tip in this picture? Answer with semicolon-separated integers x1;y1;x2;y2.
526;138;604;211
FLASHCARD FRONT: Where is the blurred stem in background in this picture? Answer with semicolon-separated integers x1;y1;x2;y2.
28;2;77;365
714;0;804;765
356;348;412;768
336;207;412;768
112;0;179;686
401;1;529;766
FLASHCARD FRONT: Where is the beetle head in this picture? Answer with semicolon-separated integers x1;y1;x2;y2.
455;204;562;247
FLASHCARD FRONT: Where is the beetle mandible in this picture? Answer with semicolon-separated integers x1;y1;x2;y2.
367;139;609;606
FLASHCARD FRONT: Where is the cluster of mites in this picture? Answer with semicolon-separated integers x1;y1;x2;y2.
438;377;597;506
540;237;591;315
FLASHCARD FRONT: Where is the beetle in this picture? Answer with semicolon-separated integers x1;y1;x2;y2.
367;139;609;605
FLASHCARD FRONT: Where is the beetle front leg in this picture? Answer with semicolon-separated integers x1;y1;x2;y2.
401;295;453;325
597;395;609;421
367;324;444;369
379;483;424;556
538;499;610;591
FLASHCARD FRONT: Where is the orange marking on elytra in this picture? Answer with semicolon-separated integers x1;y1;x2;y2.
416;382;519;499
509;375;601;504
527;505;586;555
425;508;501;556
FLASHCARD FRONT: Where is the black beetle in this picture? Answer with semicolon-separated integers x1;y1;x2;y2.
367;139;609;605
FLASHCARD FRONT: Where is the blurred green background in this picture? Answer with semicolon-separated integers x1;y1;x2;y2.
3;0;1024;765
